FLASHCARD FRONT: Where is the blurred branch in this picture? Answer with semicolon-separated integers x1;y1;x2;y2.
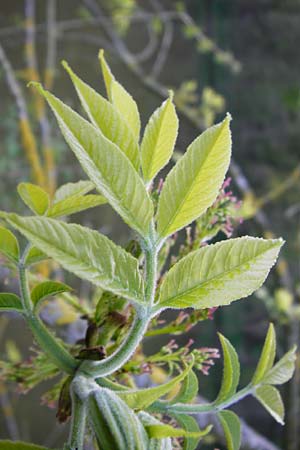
44;0;57;90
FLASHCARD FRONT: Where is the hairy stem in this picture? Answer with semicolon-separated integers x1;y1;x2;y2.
68;390;87;450
18;261;78;374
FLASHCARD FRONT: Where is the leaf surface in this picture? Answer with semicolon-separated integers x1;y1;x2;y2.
0;442;54;450
48;194;106;218
145;423;211;439
255;385;284;424
0;293;23;312
31;281;73;309
171;414;210;450
54;180;95;203
141;94;178;182
4;214;144;303
31;83;153;236
157;237;283;310
252;323;276;385
170;370;199;404
0;225;19;262
262;346;296;386
218;410;241;450
156;114;231;238
63;62;140;169
17;183;49;215
215;334;240;404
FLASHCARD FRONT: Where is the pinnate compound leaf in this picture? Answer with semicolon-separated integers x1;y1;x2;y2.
31;281;72;309
48;194;106;218
141;93;178;183
0;442;54;450
118;358;194;410
89;387;148;450
215;334;240;404
17;183;49;215
171;414;210;450
156;114;231;239
170;370;199;404
4;214;144;303
99;50;141;141
31;83;153;236
53;180;95;203
218;410;241;450
252;323;276;385
0;293;23;312
0;225;19;262
63;61;140;170
157;237;283;310
262;346;297;386
255;385;284;424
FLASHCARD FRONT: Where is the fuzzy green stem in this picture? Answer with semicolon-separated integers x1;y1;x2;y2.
68;390;87;450
18;262;78;374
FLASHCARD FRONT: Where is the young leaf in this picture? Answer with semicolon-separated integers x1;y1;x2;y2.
252;323;276;385
99;50;141;141
141;93;178;183
31;281;73;309
215;334;240;404
170;370;199;404
31;83;153;236
145;423;211;439
156;114;231;239
17;183;49;215
48;194;106;218
24;246;47;266
4;214;144;304
0;225;19;262
171;414;210;450
262;346;297;386
255;385;284;424
138;412;172;450
118;358;194;410
0;442;54;450
63;62;140;170
89;387;149;450
157;237;283;310
53;180;95;203
218;410;241;450
0;293;23;312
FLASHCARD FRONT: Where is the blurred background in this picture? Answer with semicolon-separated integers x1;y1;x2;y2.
0;1;299;449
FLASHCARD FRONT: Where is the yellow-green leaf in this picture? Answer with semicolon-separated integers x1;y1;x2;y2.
145;423;211;440
17;183;49;215
218;410;241;450
99;50;141;141
156;114;231;239
263;346;297;386
31;281;72;309
157;237;283;310
63;62;140;170
48;194;106;218
170;370;199;404
118;358;194;409
255;385;284;424
0;442;54;450
215;334;240;404
53;180;95;203
171;414;210;450
4;214;144;304
24;246;47;266
141;93;178;183
252;323;276;385
0;225;19;262
31;83;153;236
0;293;23;312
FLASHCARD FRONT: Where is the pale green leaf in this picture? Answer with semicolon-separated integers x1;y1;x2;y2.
138;412;172;450
31;281;72;309
156;114;232;239
0;225;19;262
0;442;54;450
54;180;95;203
215;334;240;404
171;414;210;450
145;423;211;440
63;62;140;170
252;323;276;385
31;83;153;236
157;237;283;310
255;385;284;424
170;370;199;404
262;346;297;386
4;214;144;303
218;410;241;450
48;194;106;218
17;183;49;215
0;293;23;312
141;93;178;183
25;246;47;266
118;358;194;409
99;50;141;141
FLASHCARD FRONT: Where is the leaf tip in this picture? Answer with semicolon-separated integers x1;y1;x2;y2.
168;89;174;101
